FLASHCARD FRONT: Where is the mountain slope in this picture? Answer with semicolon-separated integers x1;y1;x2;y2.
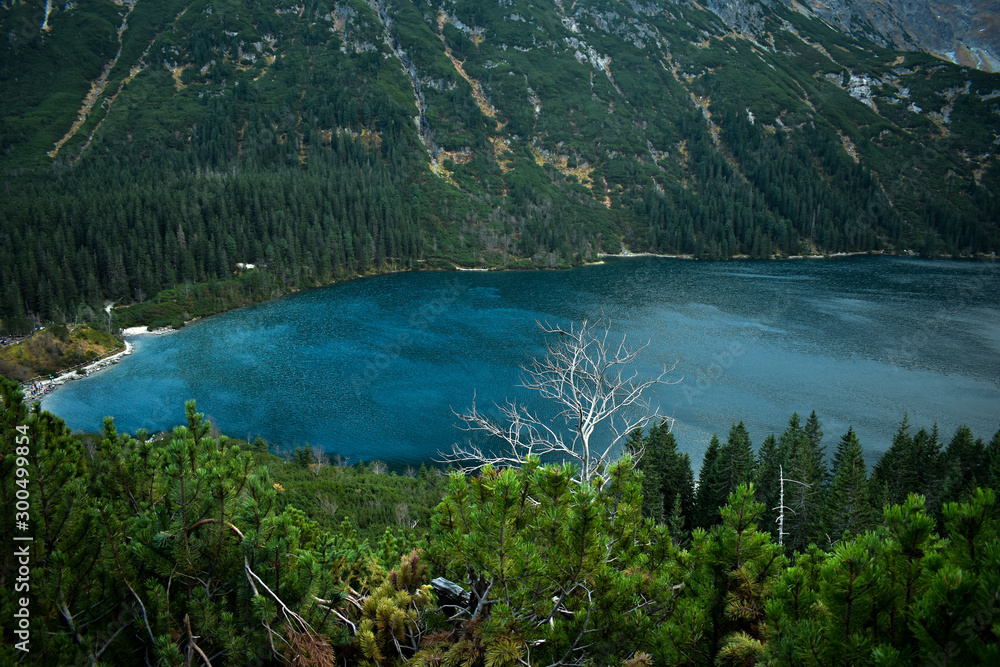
770;0;1000;72
1;0;999;328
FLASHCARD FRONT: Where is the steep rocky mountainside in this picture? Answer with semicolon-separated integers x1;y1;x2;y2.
1;0;999;324
769;0;1000;71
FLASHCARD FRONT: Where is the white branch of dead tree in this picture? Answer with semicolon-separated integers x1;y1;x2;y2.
440;318;680;483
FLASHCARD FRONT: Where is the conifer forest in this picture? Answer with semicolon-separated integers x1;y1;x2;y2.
2;378;999;666
2;1;1000;664
2;0;1000;333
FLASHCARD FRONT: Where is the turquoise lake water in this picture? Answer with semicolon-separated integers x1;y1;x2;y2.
42;256;1000;470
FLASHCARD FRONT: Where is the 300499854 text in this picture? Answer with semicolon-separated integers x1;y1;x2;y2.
12;422;32;653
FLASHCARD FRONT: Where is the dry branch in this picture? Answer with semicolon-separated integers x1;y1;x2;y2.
441;318;679;483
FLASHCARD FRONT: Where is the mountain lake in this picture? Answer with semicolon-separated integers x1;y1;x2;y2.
42;256;1000;470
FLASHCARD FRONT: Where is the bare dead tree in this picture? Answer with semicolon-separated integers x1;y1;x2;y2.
395;502;413;527
310;447;330;475
315;493;339;516
441;318;680;483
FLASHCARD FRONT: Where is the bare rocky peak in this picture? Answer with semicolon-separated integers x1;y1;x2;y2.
775;0;999;70
701;0;997;70
703;0;775;36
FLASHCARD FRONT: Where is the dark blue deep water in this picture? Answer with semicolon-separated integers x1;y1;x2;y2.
42;257;1000;469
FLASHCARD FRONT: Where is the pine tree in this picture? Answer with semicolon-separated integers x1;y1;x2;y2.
872;416;946;518
355;550;435;665
631;422;696;534
940;424;989;506
755;434;782;540
10;398;350;664
667;492;689;547
93;403;338;663
911;424;945;516
777;413;807;463
912;489;1000;664
427;457;678;665
1;379;112;660
674;452;697;543
871;415;913;505
824;427;873;542
766;494;949;666
987;431;1000;492
804;411;823;452
780;413;829;552
1;378;30;578
695;434;727;530
293;444;316;467
678;485;784;667
629;427;664;522
803;410;828;489
717;421;757;501
652;421;696;531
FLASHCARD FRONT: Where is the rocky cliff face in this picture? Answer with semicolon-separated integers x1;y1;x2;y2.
774;0;1000;71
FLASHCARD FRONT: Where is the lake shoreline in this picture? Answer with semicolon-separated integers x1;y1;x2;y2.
114;249;998;330
43;255;1000;467
23;339;134;403
121;323;192;337
67;251;995;391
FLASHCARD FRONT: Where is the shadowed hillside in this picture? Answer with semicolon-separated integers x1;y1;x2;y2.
2;0;999;331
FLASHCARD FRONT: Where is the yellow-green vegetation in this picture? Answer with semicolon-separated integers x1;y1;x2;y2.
0;324;121;382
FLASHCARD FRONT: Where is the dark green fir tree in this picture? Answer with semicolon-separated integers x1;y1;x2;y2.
781;413;829;552
940;424;989;506
755;433;782;541
824;427;873;543
695;434;727;530
717;421;757;501
629;420;695;535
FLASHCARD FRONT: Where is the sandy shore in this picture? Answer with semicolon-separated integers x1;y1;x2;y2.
24;324;185;401
24;340;135;402
598;250;883;260
598;251;695;259
121;325;179;336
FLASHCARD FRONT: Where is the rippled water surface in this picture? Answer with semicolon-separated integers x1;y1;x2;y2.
43;257;1000;468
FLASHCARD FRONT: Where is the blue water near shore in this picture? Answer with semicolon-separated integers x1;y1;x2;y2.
42;256;1000;470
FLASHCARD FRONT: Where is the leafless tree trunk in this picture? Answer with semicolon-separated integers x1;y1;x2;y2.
310;447;329;475
394;502;411;527
316;493;339;516
441;318;679;483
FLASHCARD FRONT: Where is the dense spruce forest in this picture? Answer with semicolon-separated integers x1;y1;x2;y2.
3;0;1000;334
3;378;999;665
